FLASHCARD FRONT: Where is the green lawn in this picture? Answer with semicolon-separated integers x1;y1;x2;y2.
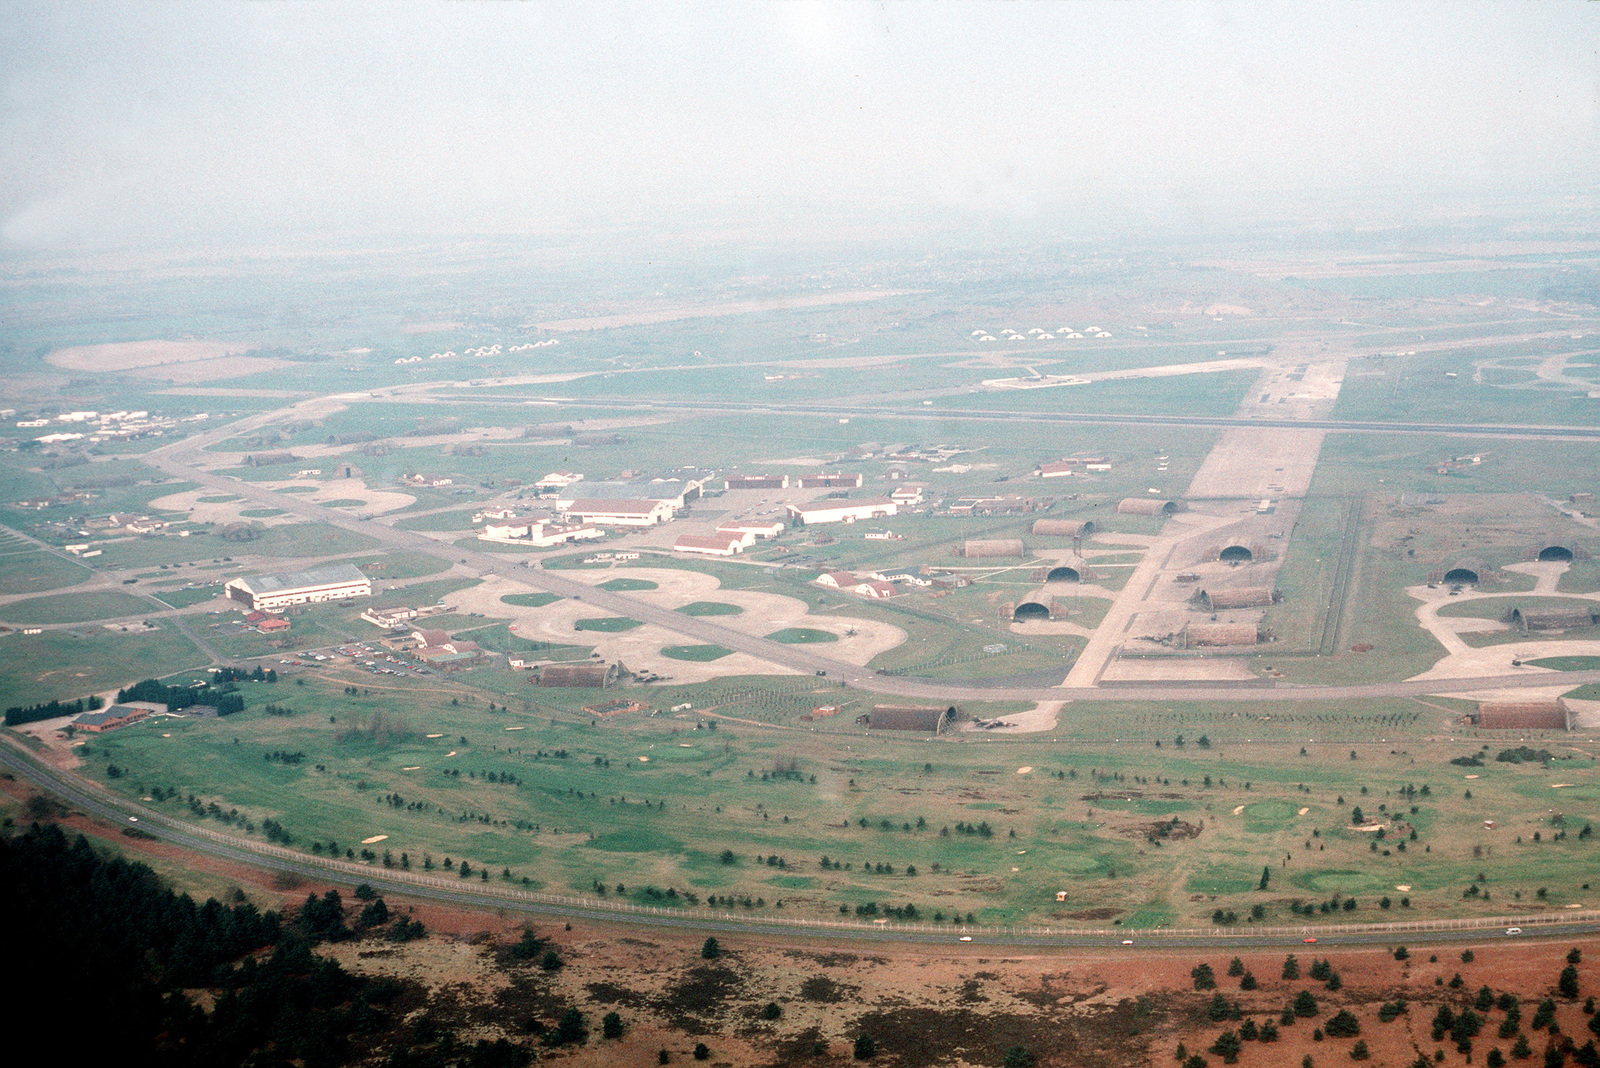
0;550;91;596
574;617;643;632
598;578;659;592
3;590;154;624
500;592;561;608
660;645;734;661
766;628;839;644
0;628;209;708
676;601;744;616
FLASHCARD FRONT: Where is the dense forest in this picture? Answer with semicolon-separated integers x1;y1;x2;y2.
0;823;392;1068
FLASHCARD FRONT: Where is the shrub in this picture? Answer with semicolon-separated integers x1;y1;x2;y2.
1325;1010;1362;1038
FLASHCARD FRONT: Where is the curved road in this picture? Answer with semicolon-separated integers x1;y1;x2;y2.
139;418;1600;705
6;742;1596;950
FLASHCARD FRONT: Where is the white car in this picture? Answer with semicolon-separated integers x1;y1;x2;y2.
1506;927;1522;936
958;935;973;942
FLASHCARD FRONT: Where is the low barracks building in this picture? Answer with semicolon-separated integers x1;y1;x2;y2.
225;564;372;612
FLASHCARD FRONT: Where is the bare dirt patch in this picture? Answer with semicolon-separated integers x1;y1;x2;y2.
46;339;254;371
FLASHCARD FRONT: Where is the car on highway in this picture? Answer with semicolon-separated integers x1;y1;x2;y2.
1303;937;1318;943
1506;927;1522;936
958;936;972;942
1120;940;1134;946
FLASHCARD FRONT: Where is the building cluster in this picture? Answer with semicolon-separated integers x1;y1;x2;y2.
1037;456;1112;478
14;408;199;445
970;325;1113;342
394;338;559;363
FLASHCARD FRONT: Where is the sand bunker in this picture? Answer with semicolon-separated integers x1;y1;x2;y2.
361;834;388;844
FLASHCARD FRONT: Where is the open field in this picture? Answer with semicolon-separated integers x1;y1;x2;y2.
19;660;1591;933
8;228;1600;962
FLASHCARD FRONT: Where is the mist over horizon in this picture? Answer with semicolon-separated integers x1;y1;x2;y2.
3;1;1596;259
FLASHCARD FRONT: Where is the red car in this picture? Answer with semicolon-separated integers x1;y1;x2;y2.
1303;937;1318;943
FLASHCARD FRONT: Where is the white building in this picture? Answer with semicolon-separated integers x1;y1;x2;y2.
480;519;603;547
558;498;675;527
785;498;897;526
890;484;924;505
361;606;418;629
536;471;585;490
673;534;744;557
225;564;371;612
716;520;785;540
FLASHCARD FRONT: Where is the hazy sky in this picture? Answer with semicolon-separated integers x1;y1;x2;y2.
2;1;1596;251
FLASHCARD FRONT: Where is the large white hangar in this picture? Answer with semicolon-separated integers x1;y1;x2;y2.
225;563;372;611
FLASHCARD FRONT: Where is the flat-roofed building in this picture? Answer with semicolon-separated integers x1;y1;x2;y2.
225;564;371;612
786;499;896;526
797;473;863;489
558;498;675;527
725;474;789;490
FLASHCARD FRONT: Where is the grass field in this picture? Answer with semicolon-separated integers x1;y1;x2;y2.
70;666;1600;929
499;592;561;608
677;601;743;616
766;628;839;644
0;548;91;596
574;617;643;632
3;589;154;624
0;628;209;708
660;644;733;661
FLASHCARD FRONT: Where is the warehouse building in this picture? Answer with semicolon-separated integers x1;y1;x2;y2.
725;474;789;490
797;473;863;489
558;498;675;527
1117;498;1179;515
856;705;957;733
1512;606;1597;631
786;499;897;525
225;564;371;612
1031;518;1096;537
961;538;1026;558
1474;699;1570;731
538;662;628;688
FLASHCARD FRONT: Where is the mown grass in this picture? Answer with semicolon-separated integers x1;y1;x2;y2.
660;645;733;662
4;590;154;624
574;617;642;632
676;601;743;616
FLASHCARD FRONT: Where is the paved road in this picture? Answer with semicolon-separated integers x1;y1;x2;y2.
137;417;1600;704
416;392;1600;442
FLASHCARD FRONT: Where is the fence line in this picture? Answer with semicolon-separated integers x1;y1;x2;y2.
136;804;1600;941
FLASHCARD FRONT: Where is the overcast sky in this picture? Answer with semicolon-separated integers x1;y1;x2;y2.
2;1;1596;252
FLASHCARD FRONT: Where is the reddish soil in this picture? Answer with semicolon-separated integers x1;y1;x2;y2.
8;771;1599;1067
